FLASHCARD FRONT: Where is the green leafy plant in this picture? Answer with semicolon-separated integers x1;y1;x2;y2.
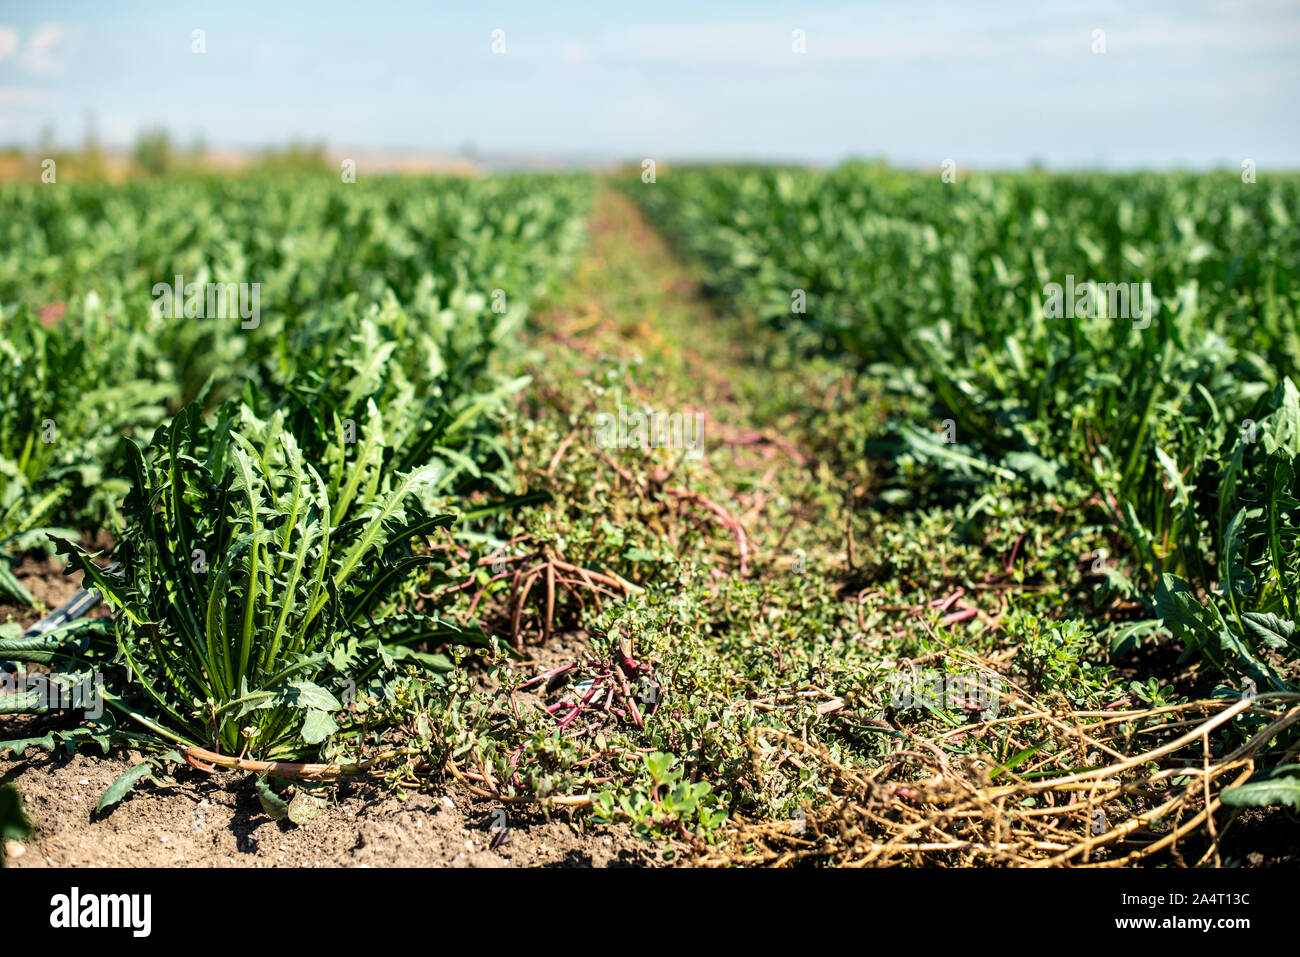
0;300;167;602
1157;378;1300;691
591;751;727;851
1011;609;1114;705
33;398;484;761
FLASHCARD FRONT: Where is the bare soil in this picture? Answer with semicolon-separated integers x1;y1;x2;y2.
0;553;94;627
0;744;658;868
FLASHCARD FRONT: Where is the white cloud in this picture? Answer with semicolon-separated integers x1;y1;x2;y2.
0;87;47;106
0;26;18;61
20;23;70;75
591;3;1300;69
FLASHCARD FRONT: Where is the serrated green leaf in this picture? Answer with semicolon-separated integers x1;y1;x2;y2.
95;762;155;815
1221;766;1300;810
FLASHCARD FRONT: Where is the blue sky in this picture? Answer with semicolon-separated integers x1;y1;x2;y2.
1;0;1297;168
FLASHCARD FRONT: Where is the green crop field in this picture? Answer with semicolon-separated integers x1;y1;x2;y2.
1;162;1298;874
